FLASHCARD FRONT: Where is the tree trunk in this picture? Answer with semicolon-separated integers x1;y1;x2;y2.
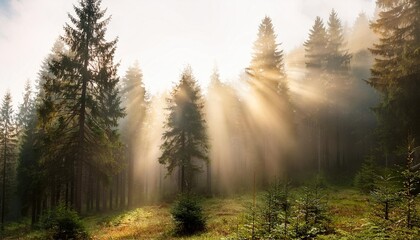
1;129;7;231
120;171;125;209
109;184;113;210
181;131;186;193
31;195;36;226
115;175;119;209
127;150;133;209
75;11;91;214
206;162;211;195
86;168;92;212
95;177;100;212
102;185;107;212
65;182;69;209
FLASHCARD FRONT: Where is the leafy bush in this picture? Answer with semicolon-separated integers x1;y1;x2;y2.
40;204;88;239
171;194;206;235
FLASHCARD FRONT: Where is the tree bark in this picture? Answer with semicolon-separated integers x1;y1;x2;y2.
127;149;133;209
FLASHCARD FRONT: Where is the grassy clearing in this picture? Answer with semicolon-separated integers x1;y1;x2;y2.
1;188;419;239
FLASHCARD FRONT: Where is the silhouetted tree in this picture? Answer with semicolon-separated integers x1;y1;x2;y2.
246;16;293;185
45;0;124;213
159;67;209;193
326;9;351;72
369;0;420;154
304;16;328;69
16;81;35;138
0;92;17;230
120;62;147;208
247;16;288;96
15;81;36;215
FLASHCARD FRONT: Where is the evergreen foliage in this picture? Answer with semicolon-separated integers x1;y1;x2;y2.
120;62;147;208
248;16;288;96
41;0;124;212
40;204;88;239
258;180;292;239
370;173;399;220
171;194;206;235
326;10;351;72
16;81;35;138
159;67;208;193
354;156;377;193
0;92;18;230
15;41;66;224
369;0;420;153
401;138;419;228
15;82;38;220
293;182;331;238
304;16;328;69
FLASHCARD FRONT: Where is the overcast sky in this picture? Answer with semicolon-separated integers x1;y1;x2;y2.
0;0;376;105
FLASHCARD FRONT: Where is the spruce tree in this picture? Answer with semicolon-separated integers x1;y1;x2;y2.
304;16;328;69
16;81;35;138
159;67;209;193
247;16;287;96
326;9;351;72
45;0;124;212
120;62;147;208
246;16;292;185
15;41;66;224
0;92;17;230
15;83;36;218
369;0;420;153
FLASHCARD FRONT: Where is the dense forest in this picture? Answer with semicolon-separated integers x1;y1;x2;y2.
0;0;419;239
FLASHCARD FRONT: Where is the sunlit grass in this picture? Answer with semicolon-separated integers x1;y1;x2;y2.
86;205;173;239
2;188;418;239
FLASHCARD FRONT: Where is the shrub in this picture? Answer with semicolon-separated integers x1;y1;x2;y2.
171;194;206;235
370;173;400;220
293;183;331;239
40;204;88;239
354;156;377;193
238;180;293;239
259;180;292;239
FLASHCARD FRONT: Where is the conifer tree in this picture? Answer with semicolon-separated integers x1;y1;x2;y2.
304;16;328;69
369;0;420;153
15;81;36;214
45;0;124;212
246;16;293;185
326;9;351;72
0;92;17;230
16;81;34;138
247;16;287;96
15;41;66;224
159;67;209;193
120;62;147;208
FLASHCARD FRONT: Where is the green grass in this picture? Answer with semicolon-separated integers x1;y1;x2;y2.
1;187;419;239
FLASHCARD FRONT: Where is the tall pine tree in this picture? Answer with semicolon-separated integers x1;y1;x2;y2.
246;16;293;185
369;0;420;154
247;16;287;96
120;62;147;208
326;9;351;72
159;67;209;193
45;0;124;213
304;16;328;69
15;41;66;224
0;92;17;230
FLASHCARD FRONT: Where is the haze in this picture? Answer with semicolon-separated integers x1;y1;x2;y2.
0;0;375;102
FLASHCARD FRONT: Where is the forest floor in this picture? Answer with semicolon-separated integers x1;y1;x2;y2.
1;187;419;239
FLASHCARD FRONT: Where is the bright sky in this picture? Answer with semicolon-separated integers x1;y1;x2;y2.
0;0;376;105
